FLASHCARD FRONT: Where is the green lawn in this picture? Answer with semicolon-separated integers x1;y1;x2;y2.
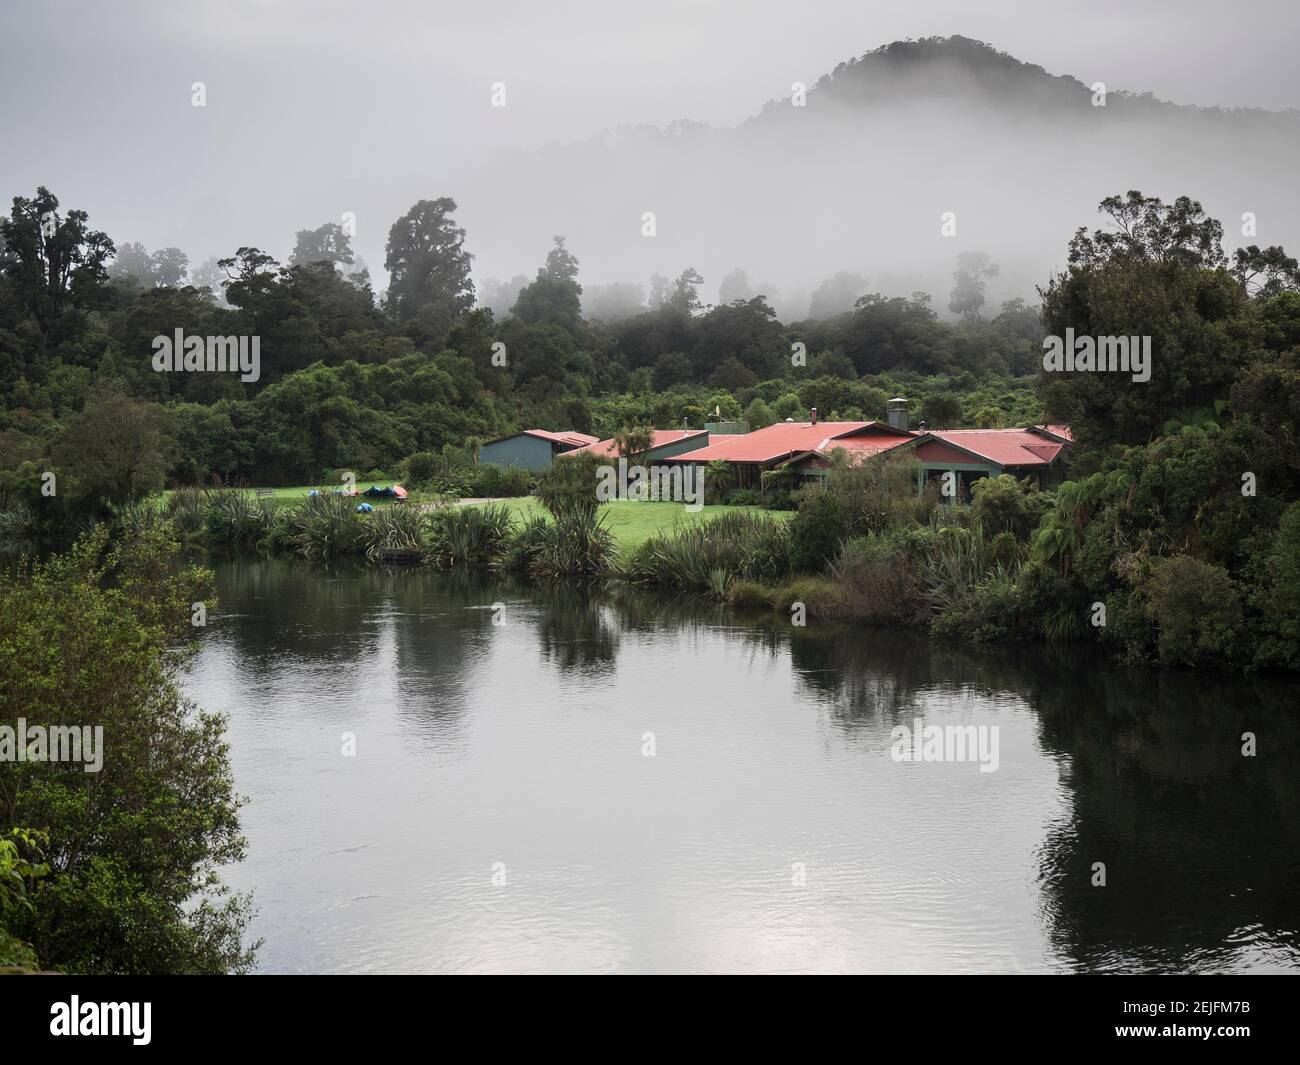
259;481;395;503
159;487;784;548
162;482;401;506
465;497;788;549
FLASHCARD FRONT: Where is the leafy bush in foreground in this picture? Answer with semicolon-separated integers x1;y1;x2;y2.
0;527;255;973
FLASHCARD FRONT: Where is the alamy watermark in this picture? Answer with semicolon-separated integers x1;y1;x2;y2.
1042;328;1151;383
890;718;1000;773
152;328;260;382
595;459;704;511
50;996;150;1045
0;719;104;773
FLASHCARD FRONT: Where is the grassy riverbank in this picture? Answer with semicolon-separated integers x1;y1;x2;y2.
161;490;778;549
142;485;785;559
164;482;397;505
465;497;790;549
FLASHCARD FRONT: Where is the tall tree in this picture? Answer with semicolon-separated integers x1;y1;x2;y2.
948;251;999;320
512;236;583;332
191;256;229;302
718;268;753;305
540;235;579;283
217;246;280;308
668;267;704;314
53;390;179;505
1065;191;1226;270
150;246;189;287
0;186;114;332
107;242;155;285
1038;192;1247;445
290;222;354;267
382;197;474;324
808;271;867;320
1232;245;1300;297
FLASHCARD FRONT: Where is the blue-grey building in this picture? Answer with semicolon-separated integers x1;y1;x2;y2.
477;429;600;470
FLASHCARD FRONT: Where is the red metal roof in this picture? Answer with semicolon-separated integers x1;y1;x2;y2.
498;429;600;448
813;435;910;453
790;435;915;466
666;421;910;464
566;429;707;457
1031;424;1074;443
923;429;1064;467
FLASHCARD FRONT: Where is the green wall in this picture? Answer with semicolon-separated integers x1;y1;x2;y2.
479;434;555;470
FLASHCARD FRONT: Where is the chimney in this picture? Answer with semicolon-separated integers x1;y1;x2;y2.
887;397;909;431
810;407;818;425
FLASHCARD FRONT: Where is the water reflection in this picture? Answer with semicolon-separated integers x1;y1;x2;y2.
187;558;1300;973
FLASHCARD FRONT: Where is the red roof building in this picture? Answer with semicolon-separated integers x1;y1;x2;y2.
906;429;1069;497
665;419;915;487
565;429;708;460
919;429;1064;469
1028;424;1074;444
771;423;1073;498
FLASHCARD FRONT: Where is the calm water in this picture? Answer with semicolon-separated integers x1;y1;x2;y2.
183;558;1300;974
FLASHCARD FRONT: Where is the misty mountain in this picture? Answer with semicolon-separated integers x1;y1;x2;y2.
458;36;1300;321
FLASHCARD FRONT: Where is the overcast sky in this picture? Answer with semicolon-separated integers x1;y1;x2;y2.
3;0;1298;290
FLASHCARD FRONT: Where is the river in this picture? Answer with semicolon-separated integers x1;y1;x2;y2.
181;557;1300;974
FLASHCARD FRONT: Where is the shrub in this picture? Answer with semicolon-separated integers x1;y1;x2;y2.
738;513;793;582
109;498;168;539
0;527;255;973
164;487;208;538
824;457;931;535
625;522;739;588
427;503;514;568
500;515;552;574
726;580;776;609
920;525;1005;616
932;566;1023;643
361;505;426;561
1140;555;1243;667
830;534;923;623
536;454;603;521
290;493;365;560
261;506;299;555
204;489;273;548
772;577;848;619
761;487;799;511
1004;558;1093;642
620;512;792;590
1253;502;1300;669
789;489;845;573
402;451;440;486
970;474;1053;541
530;512;616;579
0;828;48;970
461;464;534;498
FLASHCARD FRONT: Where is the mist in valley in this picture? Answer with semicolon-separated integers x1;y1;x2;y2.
462;37;1300;323
3;3;1298;323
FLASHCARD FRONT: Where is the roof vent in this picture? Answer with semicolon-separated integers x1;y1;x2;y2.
887;397;909;431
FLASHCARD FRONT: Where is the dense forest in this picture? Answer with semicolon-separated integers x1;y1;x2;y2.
0;184;1045;527
2;185;1300;682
